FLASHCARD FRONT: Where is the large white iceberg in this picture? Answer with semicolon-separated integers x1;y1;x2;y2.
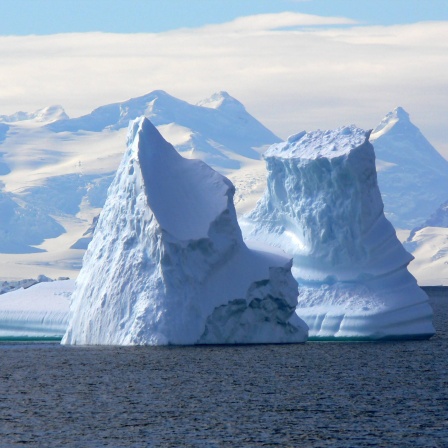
62;117;307;345
244;125;435;340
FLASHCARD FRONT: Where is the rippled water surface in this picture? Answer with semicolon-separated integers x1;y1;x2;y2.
1;297;447;447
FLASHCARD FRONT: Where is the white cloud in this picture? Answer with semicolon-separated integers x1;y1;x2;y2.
0;13;447;156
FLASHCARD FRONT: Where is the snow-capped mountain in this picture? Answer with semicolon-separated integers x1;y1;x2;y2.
47;90;279;167
370;107;448;229
0;90;278;279
0;105;68;124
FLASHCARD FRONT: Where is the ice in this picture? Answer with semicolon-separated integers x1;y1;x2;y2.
62;117;307;346
0;280;73;340
244;125;435;340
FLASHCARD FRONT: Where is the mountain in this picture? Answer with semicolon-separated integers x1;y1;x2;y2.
370;107;448;229
403;200;448;285
0;105;68;124
47;90;280;168
0;90;278;280
0;191;65;254
243;125;434;340
62;117;307;345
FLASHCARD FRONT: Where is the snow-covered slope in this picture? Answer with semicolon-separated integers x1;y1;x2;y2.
244;125;435;340
406;227;448;286
0;191;65;253
0;279;73;340
408;199;448;241
62;117;307;346
403;201;448;285
47;90;279;168
0;105;68;124
0;91;275;279
370;107;448;230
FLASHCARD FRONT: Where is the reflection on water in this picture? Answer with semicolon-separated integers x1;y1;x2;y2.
0;297;447;447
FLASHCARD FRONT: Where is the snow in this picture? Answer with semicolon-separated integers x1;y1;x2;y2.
0;280;73;339
0;105;68;125
3;94;448;287
46;89;279;165
62;117;307;346
403;201;448;285
405;225;448;286
0;190;65;254
370;107;448;229
244;125;435;340
0;90;277;280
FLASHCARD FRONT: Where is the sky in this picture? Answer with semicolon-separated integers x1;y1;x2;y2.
1;0;448;155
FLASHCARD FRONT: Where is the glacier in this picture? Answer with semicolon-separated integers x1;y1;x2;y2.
243;125;435;340
0;280;73;340
62;117;307;346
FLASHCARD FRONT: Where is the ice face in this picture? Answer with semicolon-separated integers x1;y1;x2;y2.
62;117;307;346
244;125;435;340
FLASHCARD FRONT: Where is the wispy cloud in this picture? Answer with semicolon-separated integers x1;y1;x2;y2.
0;12;447;155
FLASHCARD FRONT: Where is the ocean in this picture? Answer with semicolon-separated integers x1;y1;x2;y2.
1;295;447;447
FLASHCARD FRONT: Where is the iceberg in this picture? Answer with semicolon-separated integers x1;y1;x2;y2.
0;280;73;340
244;125;435;340
62;117;307;345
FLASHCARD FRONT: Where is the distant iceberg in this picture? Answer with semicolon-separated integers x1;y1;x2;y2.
243;125;435;340
0;280;73;340
62;117;307;345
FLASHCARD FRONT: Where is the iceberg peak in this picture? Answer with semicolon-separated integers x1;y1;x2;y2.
267;125;367;160
127;117;238;241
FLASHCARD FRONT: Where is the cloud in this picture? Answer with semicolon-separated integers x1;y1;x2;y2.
0;12;447;156
197;11;356;32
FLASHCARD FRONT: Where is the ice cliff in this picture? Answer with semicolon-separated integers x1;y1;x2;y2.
244;125;435;340
62;117;307;345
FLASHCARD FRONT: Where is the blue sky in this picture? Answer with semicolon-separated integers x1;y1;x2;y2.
2;0;448;35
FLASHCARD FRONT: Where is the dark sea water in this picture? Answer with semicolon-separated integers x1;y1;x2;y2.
1;296;447;447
